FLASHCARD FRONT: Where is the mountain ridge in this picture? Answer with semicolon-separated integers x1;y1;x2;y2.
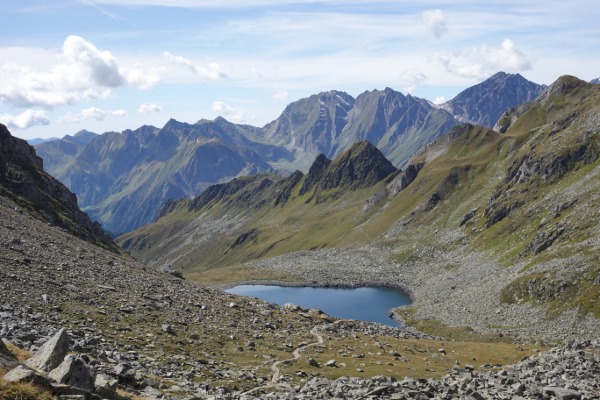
37;71;545;234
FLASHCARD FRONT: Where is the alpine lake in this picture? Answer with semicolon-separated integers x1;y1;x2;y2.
225;285;411;327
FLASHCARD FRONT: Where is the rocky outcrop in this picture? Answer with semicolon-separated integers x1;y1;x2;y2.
298;153;332;195
299;141;397;203
386;163;423;197
320;140;397;190
3;328;123;400
271;170;304;207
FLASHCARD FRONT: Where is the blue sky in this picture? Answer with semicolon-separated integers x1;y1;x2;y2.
1;0;598;140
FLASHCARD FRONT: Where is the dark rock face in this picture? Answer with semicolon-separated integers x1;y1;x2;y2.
442;72;546;128
299;154;332;196
387;163;423;197
320;140;397;190
0;124;118;252
296;141;398;204
273;170;304;206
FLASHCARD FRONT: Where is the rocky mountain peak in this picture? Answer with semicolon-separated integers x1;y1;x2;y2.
300;141;397;199
441;71;545;128
263;90;355;155
322;140;397;190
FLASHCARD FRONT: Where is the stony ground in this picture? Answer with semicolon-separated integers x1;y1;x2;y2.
0;200;434;399
2;198;600;399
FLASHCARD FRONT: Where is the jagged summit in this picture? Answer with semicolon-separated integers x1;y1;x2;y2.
322;140;397;190
157;140;397;218
441;71;546;128
263;90;355;155
0;124;118;252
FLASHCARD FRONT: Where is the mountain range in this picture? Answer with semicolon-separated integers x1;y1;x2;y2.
36;72;545;235
119;75;600;340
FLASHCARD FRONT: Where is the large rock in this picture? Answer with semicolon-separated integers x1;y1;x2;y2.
2;364;51;388
48;354;96;393
25;328;69;373
94;373;125;400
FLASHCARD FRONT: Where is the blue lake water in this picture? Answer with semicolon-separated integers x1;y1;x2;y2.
225;285;411;327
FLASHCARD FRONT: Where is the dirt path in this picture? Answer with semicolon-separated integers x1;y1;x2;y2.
242;320;343;396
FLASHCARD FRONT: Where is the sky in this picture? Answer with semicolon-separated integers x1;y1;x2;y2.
0;1;598;140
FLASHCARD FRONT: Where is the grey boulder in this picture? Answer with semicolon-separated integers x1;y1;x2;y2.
25;328;69;373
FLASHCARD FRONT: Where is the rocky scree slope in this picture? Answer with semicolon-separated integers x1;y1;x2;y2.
0;124;117;252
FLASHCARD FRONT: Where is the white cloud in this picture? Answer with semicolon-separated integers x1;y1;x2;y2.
121;65;163;90
399;70;427;93
164;52;227;80
422;9;447;40
434;39;532;80
58;107;107;124
138;103;162;114
0;109;49;130
62;35;125;87
111;109;128;117
211;100;233;115
0;36;161;109
433;96;446;105
272;88;289;101
231;111;254;124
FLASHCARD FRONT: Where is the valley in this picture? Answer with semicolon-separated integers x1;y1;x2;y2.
1;74;599;399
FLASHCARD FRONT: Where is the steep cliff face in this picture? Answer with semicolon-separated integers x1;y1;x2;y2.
0;124;118;252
